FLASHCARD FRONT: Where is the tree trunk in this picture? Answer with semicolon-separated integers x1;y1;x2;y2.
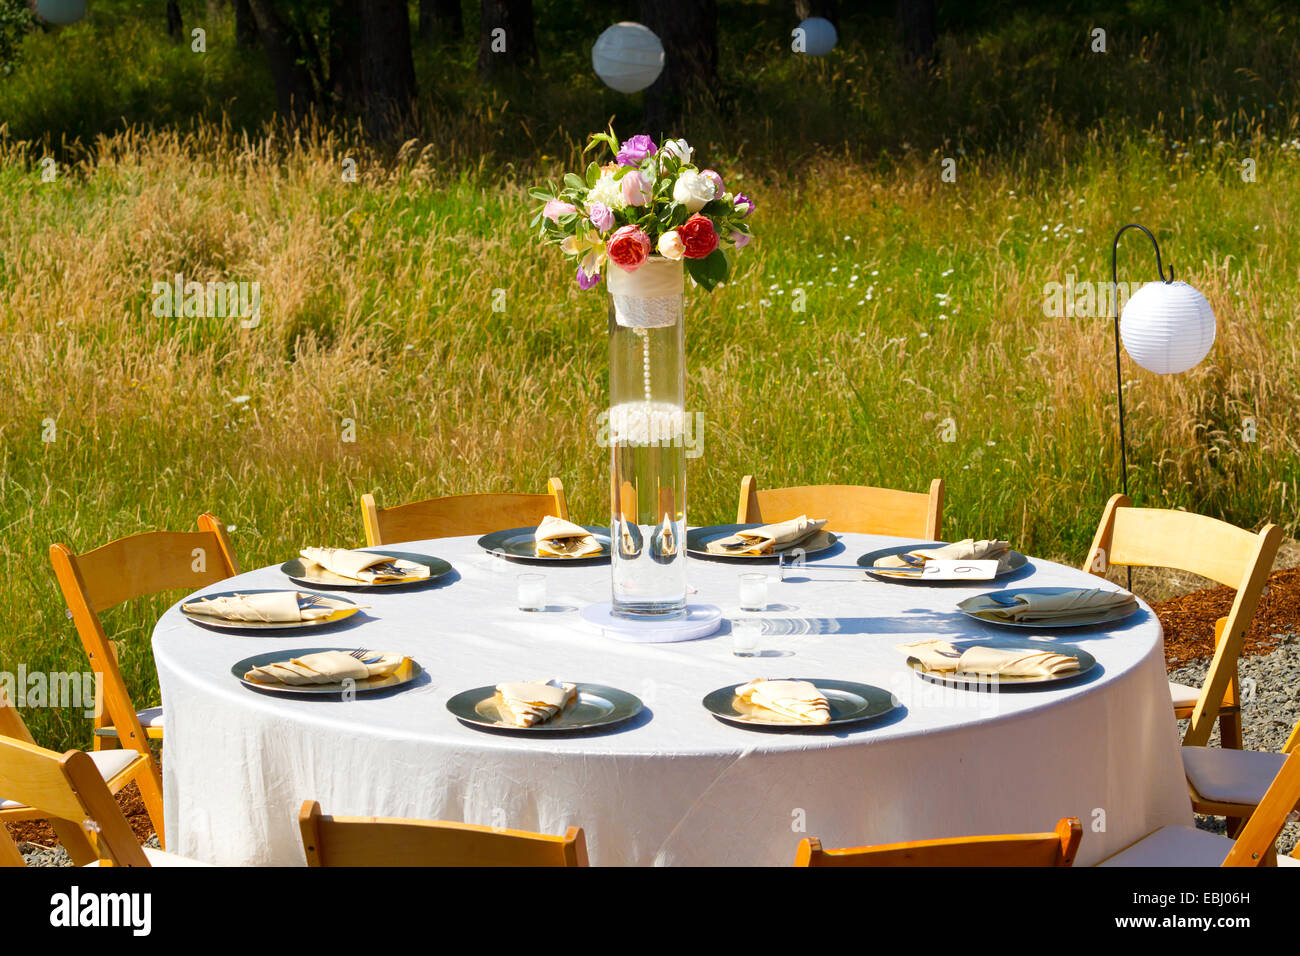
329;0;364;114
248;0;317;123
166;0;183;41
795;0;838;26
639;0;717;132
896;0;936;65
235;0;259;50
358;0;417;137
478;0;536;76
420;0;463;41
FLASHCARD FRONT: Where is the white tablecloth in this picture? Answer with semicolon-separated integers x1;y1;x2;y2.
153;533;1192;866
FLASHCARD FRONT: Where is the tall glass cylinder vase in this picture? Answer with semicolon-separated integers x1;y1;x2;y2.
607;256;687;620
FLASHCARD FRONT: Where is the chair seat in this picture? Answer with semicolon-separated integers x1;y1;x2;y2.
95;707;164;737
1097;825;1233;866
1279;854;1299;867
0;749;142;811
85;847;209;867
1184;746;1288;808
1169;681;1201;709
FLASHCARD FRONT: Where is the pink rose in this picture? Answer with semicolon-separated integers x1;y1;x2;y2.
543;199;577;222
607;225;651;272
701;169;725;198
731;231;751;250
586;202;614;232
620;170;652;207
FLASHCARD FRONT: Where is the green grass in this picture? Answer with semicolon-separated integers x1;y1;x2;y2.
2;2;1300;752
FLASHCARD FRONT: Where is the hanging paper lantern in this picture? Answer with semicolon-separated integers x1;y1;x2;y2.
35;0;87;25
592;22;664;94
794;17;837;56
1119;280;1216;374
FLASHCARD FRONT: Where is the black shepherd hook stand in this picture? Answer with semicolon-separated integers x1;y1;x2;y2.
1110;223;1174;588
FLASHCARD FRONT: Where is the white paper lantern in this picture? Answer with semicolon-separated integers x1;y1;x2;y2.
1119;280;1216;374
35;0;87;25
794;17;837;56
592;22;664;94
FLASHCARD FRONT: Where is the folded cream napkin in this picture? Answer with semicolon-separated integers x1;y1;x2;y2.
983;588;1136;624
534;516;602;558
299;547;429;583
706;516;829;556
493;679;577;726
896;638;1079;678
183;591;335;623
734;678;831;724
877;538;1013;572
244;650;403;686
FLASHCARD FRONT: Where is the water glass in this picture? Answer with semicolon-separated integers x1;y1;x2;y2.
732;618;761;657
516;572;547;612
738;572;768;612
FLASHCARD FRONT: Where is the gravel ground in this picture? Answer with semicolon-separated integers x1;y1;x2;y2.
19;637;1298;866
1169;632;1300;856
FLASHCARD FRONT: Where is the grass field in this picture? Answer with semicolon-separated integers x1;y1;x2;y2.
2;2;1300;751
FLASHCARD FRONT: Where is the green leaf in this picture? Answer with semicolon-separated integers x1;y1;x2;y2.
685;249;729;292
585;162;599;188
528;188;555;201
563;173;587;192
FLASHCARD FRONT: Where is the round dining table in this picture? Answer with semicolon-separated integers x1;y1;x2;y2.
152;531;1192;866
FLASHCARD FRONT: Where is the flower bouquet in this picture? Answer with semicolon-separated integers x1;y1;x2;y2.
529;130;755;292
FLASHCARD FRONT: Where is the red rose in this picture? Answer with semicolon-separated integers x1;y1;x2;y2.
679;214;719;259
607;225;651;272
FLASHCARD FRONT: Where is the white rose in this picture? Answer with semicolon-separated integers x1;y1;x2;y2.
657;229;685;261
661;138;693;164
672;169;715;212
586;172;627;210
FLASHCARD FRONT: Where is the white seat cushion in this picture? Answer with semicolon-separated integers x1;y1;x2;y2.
85;847;209;867
1183;746;1288;807
1098;825;1234;866
135;707;164;729
1169;681;1201;708
0;748;141;810
1278;854;1300;867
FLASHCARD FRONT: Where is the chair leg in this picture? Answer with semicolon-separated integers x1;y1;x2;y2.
1219;708;1244;751
135;756;167;850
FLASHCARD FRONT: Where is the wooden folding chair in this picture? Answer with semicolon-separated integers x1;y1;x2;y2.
361;477;569;546
1083;494;1281;751
298;800;589;867
0;684;151;832
736;476;944;539
49;513;240;847
1100;750;1300;866
0;735;203;867
1183;713;1300;846
793;817;1081;866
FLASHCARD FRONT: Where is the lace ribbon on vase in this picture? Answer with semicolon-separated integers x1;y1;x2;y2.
612;293;680;329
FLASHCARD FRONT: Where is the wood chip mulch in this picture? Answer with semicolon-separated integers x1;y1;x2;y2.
1153;567;1300;670
4;781;154;853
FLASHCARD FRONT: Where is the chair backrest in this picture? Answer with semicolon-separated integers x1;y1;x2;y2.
49;513;240;751
794;817;1081;867
361;477;569;546
737;476;943;539
1083;494;1281;747
1223;751;1300;866
298;800;589;867
0;731;148;867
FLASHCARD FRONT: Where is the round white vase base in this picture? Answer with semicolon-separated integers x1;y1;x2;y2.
579;602;723;643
